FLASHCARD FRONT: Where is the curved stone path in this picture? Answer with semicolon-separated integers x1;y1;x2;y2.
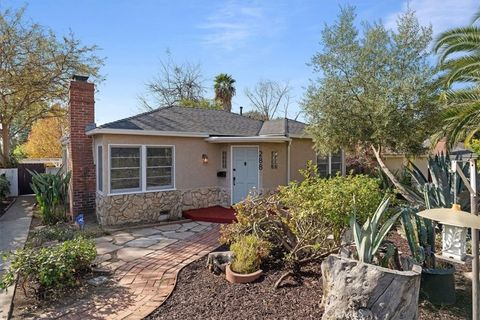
40;221;220;320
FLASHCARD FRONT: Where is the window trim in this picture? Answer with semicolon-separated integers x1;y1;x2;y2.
145;146;175;191
107;144;176;196
221;150;227;169
97;145;104;194
316;150;345;177
271;150;278;169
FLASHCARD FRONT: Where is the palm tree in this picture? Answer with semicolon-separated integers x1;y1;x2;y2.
434;9;480;146
214;74;236;112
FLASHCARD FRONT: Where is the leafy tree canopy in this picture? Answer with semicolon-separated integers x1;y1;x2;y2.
0;6;103;167
303;7;437;157
22;106;66;159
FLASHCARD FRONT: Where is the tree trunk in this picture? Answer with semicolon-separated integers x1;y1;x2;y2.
1;122;10;168
371;145;419;204
321;254;422;320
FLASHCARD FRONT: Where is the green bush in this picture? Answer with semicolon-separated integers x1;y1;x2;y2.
279;162;384;243
230;234;271;274
0;237;96;294
0;174;10;200
29;170;71;225
221;193;335;268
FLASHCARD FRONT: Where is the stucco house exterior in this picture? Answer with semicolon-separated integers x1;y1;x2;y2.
66;76;345;226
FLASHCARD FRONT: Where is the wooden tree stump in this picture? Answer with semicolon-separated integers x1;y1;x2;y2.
321;254;422;320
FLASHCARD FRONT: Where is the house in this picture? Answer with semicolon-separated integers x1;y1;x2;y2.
66;76;345;226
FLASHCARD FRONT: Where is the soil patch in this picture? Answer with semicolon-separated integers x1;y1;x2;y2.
149;242;472;320
147;253;324;320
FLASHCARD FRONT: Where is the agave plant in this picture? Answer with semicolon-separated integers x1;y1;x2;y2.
404;154;469;209
350;197;401;264
400;204;436;267
28;169;71;225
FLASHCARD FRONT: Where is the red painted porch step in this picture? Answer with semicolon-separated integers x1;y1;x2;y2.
183;206;237;224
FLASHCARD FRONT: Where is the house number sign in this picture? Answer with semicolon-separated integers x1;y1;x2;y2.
259;151;263;171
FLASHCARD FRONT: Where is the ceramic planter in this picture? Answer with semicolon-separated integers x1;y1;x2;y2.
421;264;456;305
225;264;262;284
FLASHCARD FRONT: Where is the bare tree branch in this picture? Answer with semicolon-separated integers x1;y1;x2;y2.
244;80;291;120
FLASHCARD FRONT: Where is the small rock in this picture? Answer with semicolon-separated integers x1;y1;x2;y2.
87;276;109;286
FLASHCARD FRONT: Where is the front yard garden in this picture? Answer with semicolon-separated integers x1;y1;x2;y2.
149;158;473;319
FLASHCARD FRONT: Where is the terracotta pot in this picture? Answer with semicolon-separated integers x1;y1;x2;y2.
225;264;262;284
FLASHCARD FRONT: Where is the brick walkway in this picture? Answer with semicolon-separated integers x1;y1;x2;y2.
39;222;220;320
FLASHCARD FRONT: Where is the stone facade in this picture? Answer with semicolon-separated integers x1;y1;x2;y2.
96;187;230;226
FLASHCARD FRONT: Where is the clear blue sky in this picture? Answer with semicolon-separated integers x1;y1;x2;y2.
1;0;477;125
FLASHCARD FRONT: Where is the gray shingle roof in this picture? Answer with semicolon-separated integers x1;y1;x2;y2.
99;106;307;137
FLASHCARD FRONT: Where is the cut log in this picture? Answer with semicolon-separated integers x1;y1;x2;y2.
321;254;422;320
206;251;234;274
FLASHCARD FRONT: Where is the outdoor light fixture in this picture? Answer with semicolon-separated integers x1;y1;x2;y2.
419;148;479;320
202;154;208;164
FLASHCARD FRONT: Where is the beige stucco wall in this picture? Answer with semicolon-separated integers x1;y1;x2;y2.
383;155;429;178
290;138;317;182
94;135;317;196
92;134;318;225
96;134;225;192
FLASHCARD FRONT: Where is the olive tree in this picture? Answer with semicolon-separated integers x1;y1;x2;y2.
303;7;438;201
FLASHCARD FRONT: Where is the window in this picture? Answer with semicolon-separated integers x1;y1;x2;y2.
110;147;141;192
147;147;173;190
330;152;343;176
97;145;103;192
316;151;344;178
317;155;329;177
108;145;175;194
221;151;227;169
271;151;278;169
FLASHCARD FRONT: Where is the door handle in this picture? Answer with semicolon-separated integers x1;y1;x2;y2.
233;177;236;186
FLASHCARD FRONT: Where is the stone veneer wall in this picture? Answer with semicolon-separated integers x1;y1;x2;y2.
96;187;230;226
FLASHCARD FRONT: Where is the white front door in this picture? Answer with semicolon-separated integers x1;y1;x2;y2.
232;147;259;204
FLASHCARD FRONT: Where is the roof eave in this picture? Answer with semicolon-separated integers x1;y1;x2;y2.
205;136;292;143
85;128;209;138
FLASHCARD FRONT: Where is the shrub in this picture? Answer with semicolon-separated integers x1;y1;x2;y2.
0;237;96;295
0;174;10;200
221;193;335;269
230;234;271;274
29;170;71;225
279;162;384;243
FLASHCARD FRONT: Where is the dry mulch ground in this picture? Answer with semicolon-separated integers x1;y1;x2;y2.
147;252;324;320
149;239;472;320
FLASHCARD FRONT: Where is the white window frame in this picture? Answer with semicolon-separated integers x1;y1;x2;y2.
97;145;104;194
221;150;227;169
316;150;345;177
145;145;175;191
271;150;278;169
107;144;176;196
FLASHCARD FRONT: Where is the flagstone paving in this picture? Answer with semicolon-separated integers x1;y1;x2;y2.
41;221;220;320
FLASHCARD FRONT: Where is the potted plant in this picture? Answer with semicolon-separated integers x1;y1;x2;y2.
226;234;271;284
394;154;466;305
321;197;422;320
401;205;456;305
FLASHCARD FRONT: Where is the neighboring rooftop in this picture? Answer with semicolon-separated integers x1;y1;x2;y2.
96;106;307;137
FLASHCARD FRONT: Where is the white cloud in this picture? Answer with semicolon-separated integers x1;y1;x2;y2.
385;0;478;35
198;1;284;51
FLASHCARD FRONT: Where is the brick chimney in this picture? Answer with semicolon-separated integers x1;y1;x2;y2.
68;75;96;217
